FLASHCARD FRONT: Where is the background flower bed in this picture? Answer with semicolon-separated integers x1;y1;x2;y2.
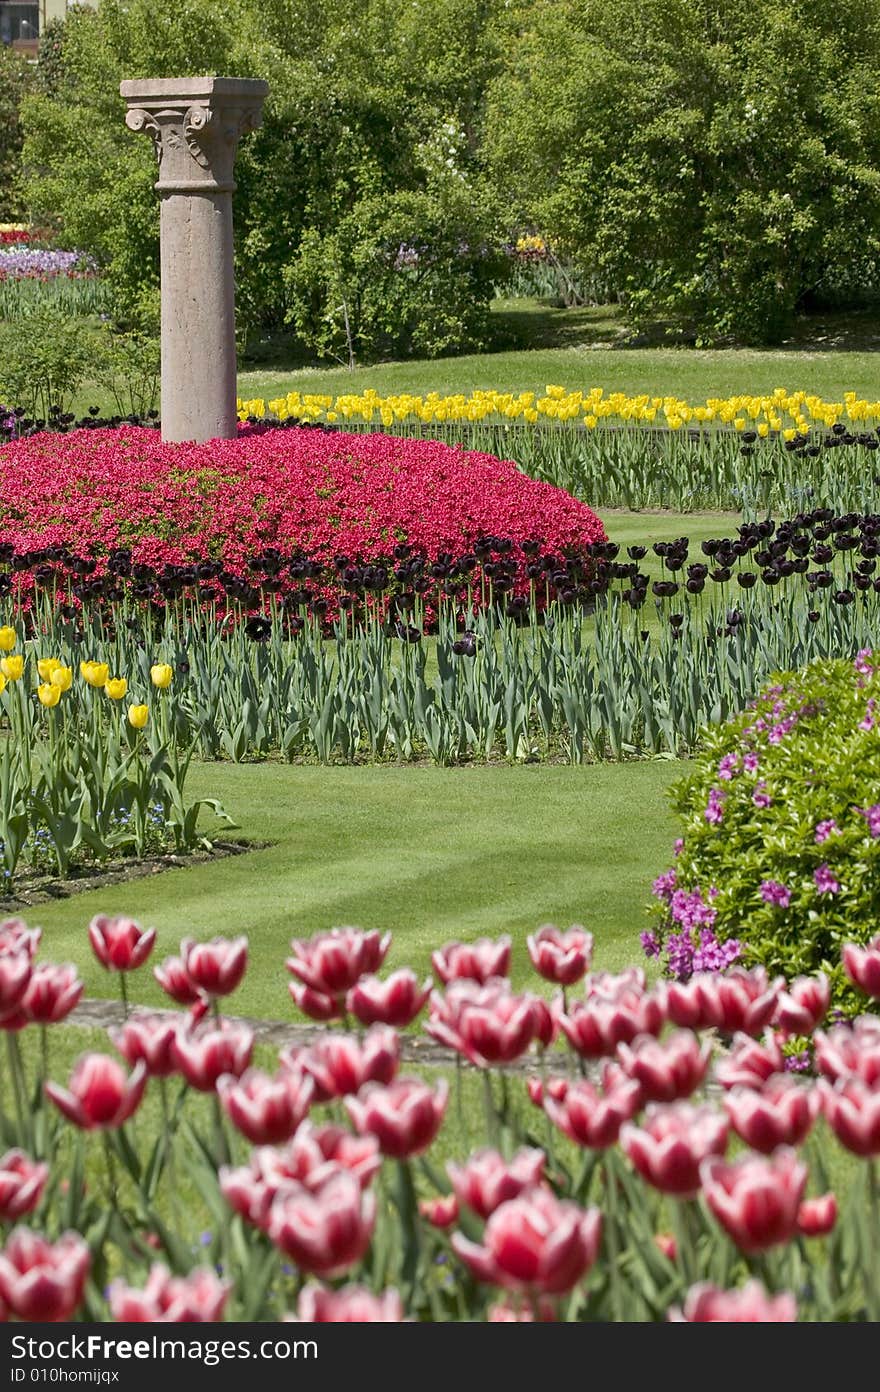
0;425;605;616
647;652;880;1009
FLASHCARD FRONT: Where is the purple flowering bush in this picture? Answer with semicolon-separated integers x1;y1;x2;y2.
645;651;880;1011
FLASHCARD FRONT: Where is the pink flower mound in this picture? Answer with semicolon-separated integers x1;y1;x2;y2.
0;426;605;585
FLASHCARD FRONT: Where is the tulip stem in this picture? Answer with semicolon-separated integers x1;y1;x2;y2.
5;1031;29;1149
395;1159;420;1305
158;1078;182;1231
102;1130;119;1207
866;1161;880;1322
119;971;130;1021
454;1055;468;1150
212;1093;231;1168
481;1071;500;1151
672;1199;698;1289
603;1153;625;1322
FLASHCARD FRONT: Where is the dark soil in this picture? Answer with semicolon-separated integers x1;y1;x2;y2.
0;839;271;911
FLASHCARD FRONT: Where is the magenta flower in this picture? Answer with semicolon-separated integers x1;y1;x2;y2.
760;880;790;908
858;804;880;837
651;870;677;903
814;820;838;844
813;864;840;895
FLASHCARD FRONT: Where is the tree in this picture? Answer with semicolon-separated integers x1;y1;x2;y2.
485;0;880;343
18;0;508;359
0;45;34;222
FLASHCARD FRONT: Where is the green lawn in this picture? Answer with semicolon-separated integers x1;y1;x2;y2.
53;296;880;418
237;334;880;410
25;759;680;1019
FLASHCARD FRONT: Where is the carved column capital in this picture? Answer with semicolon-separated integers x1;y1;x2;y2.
120;77;268;194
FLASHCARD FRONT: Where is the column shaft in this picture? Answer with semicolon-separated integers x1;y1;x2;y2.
159;192;236;443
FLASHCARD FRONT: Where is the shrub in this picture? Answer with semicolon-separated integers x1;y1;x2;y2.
0;311;101;420
645;652;880;1009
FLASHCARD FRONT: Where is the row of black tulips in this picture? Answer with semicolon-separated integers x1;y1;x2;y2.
0;507;878;642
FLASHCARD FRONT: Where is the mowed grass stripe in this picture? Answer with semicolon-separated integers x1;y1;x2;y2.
24;761;680;1016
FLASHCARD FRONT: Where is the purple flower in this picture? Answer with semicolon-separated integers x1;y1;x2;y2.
717;753;740;781
693;928;742;974
652;868;677;903
784;1050;812;1073
813;864;840;895
855;650;875;679
0;247;96;279
768;716;796;745
704;788;726;824
640;930;661;959
859;804;880;838
814;819;838;844
665;930;695;982
760;880;791;908
656;926;742;982
669;887;717;932
673;837;684;857
753;781;771;809
742;751;760;774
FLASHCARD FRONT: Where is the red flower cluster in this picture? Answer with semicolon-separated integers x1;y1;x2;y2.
0;426;605;618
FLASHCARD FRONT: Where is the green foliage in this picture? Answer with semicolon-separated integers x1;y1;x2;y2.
17;0;880;348
283;186;505;363
485;0;880;343
658;653;880;1007
0;311;101;419
93;331;160;417
19;0;508;358
0;45;33;221
0;274;112;322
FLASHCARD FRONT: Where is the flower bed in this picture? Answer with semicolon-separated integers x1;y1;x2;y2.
234;386;880;513
0;248;97;281
4;913;880;1321
0;425;606;616
645;652;880;1011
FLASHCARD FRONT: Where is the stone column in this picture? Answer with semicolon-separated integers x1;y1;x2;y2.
119;77;268;444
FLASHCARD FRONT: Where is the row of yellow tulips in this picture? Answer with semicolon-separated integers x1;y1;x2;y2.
0;627;173;727
236;385;879;434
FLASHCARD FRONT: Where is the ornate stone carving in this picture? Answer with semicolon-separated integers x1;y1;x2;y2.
123;107;162;164
183;104;214;169
121;80;267;193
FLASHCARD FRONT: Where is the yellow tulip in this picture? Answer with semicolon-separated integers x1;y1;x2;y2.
37;657;62;681
37;683;61;709
128;704;149;730
0;674;6;696
80;660;108;688
105;677;128;700
0;627;16;652
150;663;173;690
50;666;72;691
0;655;24;681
